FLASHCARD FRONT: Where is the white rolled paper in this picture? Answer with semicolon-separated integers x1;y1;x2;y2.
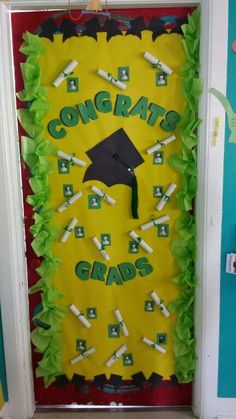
150;291;170;318
57;191;83;213
144;52;173;75
142;337;166;354
114;308;129;336
141;215;170;231
57;150;86;167
105;344;128;367
92;237;110;261
70;347;96;365
53;60;78;87
156;183;177;211
69;304;91;328
91;186;116;205
60;217;78;243
97;69;127;90
146;135;176;154
129;230;153;254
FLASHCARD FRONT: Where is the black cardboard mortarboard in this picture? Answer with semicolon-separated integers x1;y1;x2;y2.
83;128;144;218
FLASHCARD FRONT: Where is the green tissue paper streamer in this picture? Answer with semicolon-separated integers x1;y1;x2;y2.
17;32;64;387
168;8;201;383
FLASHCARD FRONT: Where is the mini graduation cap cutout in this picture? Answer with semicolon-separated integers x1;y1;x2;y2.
103;19;123;41
39;18;58;42
93;374;108;389
83;128;144;219
59;19;78;42
126;17;146;39
81;18;100;41
131;371;146;388
148;372;163;388
148;17;167;41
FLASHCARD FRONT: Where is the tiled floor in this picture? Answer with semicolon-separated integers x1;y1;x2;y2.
34;410;196;419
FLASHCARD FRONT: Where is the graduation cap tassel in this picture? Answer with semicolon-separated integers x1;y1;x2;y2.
113;153;139;219
131;173;139;219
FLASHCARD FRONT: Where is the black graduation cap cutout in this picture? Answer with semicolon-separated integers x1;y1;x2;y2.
109;374;123;389
59;19;78;42
148;372;163;388
131;371;146;388
53;374;69;388
81;18;100;41
39;18;58;42
93;374;108;388
171;15;188;34
103;18;123;41
83;128;144;219
148;17;167;41
126;17;146;39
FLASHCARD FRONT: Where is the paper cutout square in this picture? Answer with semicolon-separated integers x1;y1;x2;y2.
144;300;154;312
74;226;85;238
58;159;70;174
67;77;79;92
76;339;87;351
108;324;120;338
100;233;111;246
153;151;164;165
156;72;167;86
153;185;163;198
157;224;169;237
63;184;73;197
86;307;97;319
129;241;139;254
156;333;167;345
118;66;130;82
122;353;133;366
88;194;101;209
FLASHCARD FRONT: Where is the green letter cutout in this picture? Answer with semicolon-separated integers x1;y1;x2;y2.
148;103;166;127
118;262;136;281
48;119;66;139
60;107;79;127
106;267;123;285
95;91;112;113
129;96;148;120
160;110;181;132
75;261;91;280
77;100;98;124
114;94;132;117
135;257;153;277
91;261;107;281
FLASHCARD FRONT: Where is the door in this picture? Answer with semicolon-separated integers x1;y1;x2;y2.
11;3;198;407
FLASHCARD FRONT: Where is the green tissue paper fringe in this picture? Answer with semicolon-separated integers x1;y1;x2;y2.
168;8;202;383
18;32;66;387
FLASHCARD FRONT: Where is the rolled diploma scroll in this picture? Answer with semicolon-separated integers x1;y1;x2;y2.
70;347;96;365
60;217;78;243
114;308;129;336
156;183;177;211
142;337;166;354
57;150;86;167
150;291;170;317
69;304;91;328
141;215;170;231
144;52;173;75
53;60;78;87
106;344;128;367
92;237;110;261
146;135;176;154
97;69;127;90
129;230;153;254
57;191;83;213
91;186;116;205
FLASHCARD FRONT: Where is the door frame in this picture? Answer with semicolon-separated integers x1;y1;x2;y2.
0;1;231;418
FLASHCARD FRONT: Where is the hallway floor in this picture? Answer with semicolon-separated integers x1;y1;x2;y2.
34;411;196;418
